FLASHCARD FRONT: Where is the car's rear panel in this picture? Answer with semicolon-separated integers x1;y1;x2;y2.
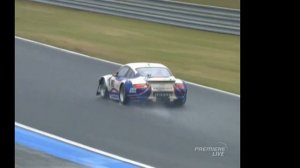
126;76;186;102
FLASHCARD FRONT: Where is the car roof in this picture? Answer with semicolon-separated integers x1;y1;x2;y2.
126;62;168;70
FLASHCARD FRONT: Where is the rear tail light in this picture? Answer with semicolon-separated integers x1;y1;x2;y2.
133;83;149;89
174;83;185;89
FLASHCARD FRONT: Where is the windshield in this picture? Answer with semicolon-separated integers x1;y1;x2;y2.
136;67;172;77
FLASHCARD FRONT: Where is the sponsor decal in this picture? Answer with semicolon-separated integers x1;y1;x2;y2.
129;88;137;93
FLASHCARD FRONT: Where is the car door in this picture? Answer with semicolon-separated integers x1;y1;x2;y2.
110;66;129;92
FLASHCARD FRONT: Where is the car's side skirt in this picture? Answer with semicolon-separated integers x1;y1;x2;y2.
109;88;120;101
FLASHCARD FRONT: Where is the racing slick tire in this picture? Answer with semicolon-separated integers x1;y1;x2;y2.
97;79;108;99
172;96;186;106
119;84;129;105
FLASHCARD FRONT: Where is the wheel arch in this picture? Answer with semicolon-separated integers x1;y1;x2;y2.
99;75;112;88
120;80;132;93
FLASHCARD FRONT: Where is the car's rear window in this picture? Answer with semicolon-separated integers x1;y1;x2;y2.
136;67;172;77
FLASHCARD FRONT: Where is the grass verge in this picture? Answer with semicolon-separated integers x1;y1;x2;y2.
15;0;240;94
177;0;240;9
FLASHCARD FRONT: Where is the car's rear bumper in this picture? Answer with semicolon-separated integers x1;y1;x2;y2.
127;88;187;102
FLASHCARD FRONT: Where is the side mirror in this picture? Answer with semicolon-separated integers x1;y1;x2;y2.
113;72;118;77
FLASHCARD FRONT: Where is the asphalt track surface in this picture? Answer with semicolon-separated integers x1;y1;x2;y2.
15;38;240;168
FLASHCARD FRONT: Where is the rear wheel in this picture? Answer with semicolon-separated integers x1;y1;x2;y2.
119;85;128;105
172;96;186;106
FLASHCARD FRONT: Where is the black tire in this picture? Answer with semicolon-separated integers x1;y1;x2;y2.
119;84;128;105
172;96;186;106
97;79;108;99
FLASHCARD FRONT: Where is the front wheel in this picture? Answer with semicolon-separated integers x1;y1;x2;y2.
97;79;108;99
119;85;129;105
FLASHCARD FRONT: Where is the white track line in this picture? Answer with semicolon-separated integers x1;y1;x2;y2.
15;36;240;97
15;122;155;168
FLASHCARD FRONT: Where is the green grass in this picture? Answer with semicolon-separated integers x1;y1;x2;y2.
15;0;240;94
177;0;240;9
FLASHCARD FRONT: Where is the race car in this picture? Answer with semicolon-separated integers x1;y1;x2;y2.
96;63;187;106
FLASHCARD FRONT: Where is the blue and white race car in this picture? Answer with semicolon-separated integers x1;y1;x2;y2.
96;63;187;106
